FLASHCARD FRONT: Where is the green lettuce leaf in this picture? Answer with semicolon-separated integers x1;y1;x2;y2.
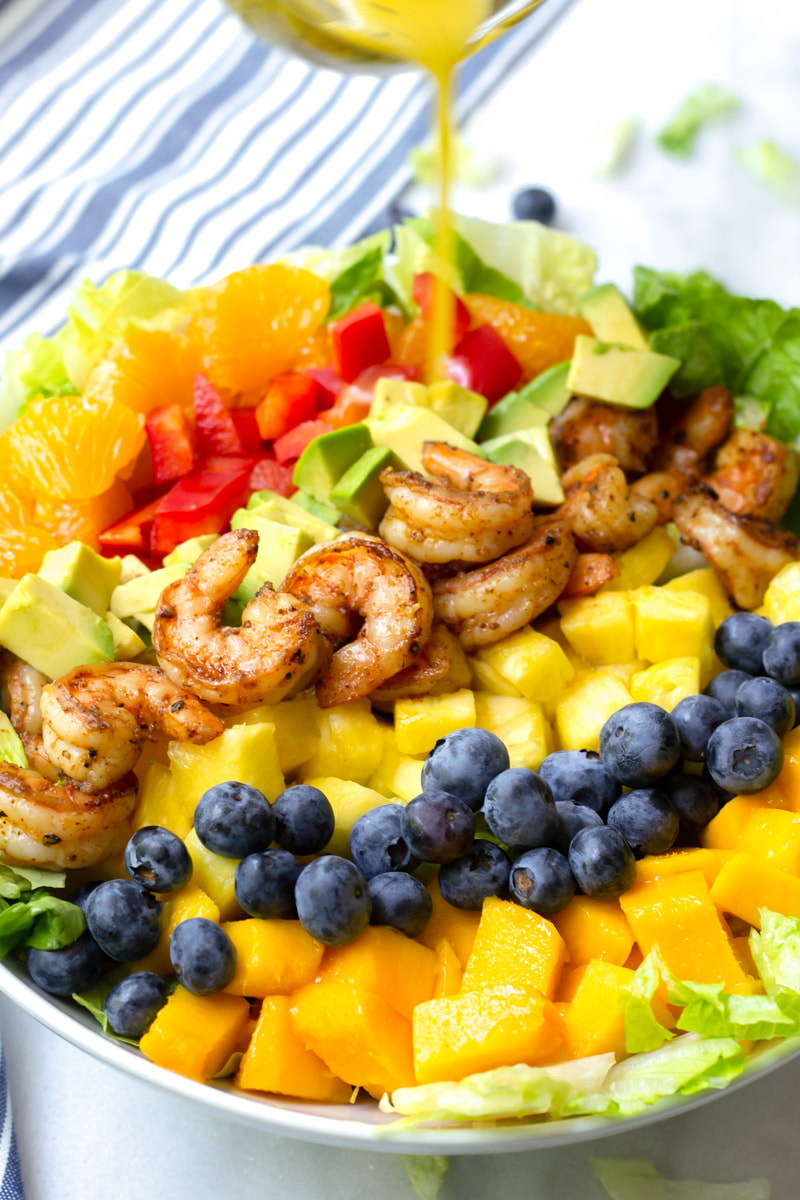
402;1156;449;1200
592;1157;771;1200
326;244;407;322
648;322;726;398
280;231;392;285
749;909;800;996
736;140;800;204
410;134;498;188
0;328;78;430
0;889;84;957
604;1033;746;1116
73;967;141;1046
663;972;800;1042
0;864;65;892
656;84;741;157
620;953;675;1053
0;713;29;771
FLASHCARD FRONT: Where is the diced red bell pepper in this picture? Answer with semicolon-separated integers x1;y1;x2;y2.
193;374;245;457
329;302;391;383
273;419;330;465
230;408;264;454
304;366;344;411
98;496;164;556
200;455;261;474
150;467;252;558
322;363;419;430
248;458;297;497
445;324;523;404
256;374;319;441
144;404;195;485
412;272;471;348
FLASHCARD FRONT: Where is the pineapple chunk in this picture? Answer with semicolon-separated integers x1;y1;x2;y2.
368;737;424;802
663;567;734;627
134;761;191;839
631;586;714;669
603;660;648;688
476;628;574;703
229;694;320;774
184;829;243;920
474;694;550;770
298;699;386;784
394;689;476;756
763;562;800;624
468;656;523;697
630;657;701;711
302;776;390;856
558;592;635;665
601;527;676;592
555;670;634;752
168;723;285;820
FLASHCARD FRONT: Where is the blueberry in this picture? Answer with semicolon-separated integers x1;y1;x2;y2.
125;826;193;894
27;930;109;996
599;702;681;788
170;918;237;995
735;675;795;738
538;749;621;818
103;972;168;1039
670;694;728;761
272;784;335;856
703;765;736;807
68;881;103;913
662;773;719;828
368;872;432;937
483;768;559;847
84;880;161;963
509;847;575;915
194;781;275;859
400;790;475;864
788;685;800;728
349;804;418;879
552;800;603;856
421;728;510;812
607;788;679;858
567;826;636;898
234;849;301;919
437;840;510;910
705;669;754;718
295;856;371;946
714;613;773;675
512;186;557;225
763;623;800;687
707;717;784;794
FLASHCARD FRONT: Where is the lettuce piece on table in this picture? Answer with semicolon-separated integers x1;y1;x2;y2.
736;140;800;205
402;1156;449;1200
592;1157;771;1200
656;83;741;157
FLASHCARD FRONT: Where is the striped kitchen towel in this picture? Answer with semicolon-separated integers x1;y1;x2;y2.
0;0;576;346
0;1046;23;1200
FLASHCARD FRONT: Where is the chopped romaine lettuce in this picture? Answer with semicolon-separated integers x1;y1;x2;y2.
592;1157;771;1200
604;1033;746;1115
0;713;29;771
589;117;639;178
410;135;498;188
663;971;800;1042
656;84;741;158
0;328;77;430
73;967;141;1046
750;909;800;997
402;1156;449;1200
620;953;675;1053
281;231;392;285
736;140;800;204
325;244;406;322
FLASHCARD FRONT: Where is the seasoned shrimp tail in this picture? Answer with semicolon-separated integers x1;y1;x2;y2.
153;529;330;710
282;533;434;707
370;622;471;707
654;384;733;475
562;453;658;554
40;663;225;790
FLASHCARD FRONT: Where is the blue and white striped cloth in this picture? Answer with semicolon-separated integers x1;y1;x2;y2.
0;0;574;1194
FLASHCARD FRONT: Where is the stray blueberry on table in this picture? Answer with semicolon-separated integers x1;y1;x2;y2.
27;930;109;997
552;800;603;856
704;669;754;718
606;788;679;858
734;675;795;738
170;918;237;995
125;825;193;894
400;790;475;864
538;749;621;817
706;716;784;794
512;186;556;225
599;702;681;788
670;693;728;761
349;804;418;879
194;781;275;859
103;972;169;1039
763;622;800;686
368;872;433;937
509;847;575;915
421;727;510;812
295;855;372;946
437;840;511;910
714;612;773;676
567;826;636;898
272;784;335;856
235;848;302;919
84;879;162;963
483;768;559;848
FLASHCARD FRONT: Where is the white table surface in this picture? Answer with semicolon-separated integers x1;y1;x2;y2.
4;0;800;1196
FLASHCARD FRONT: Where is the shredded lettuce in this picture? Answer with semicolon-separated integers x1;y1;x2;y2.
592;1157;771;1200
749;909;800;996
402;1156;449;1200
620;953;675;1053
656;84;741;158
736;140;800;204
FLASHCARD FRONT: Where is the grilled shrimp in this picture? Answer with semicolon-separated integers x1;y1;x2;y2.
40;663;225;791
153;530;330;710
654;384;733;475
561;454;659;554
673;490;800;609
629;469;691;524
549;399;658;476
379;442;535;566
282;533;434;707
706;430;800;523
0;766;137;869
370;623;471;707
0;654;58;780
432;519;577;650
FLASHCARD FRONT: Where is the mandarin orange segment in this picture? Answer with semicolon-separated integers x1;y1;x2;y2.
189;266;330;396
0;525;58;578
291;326;332;373
2;395;146;501
34;479;133;549
393;313;428;373
464;295;592;382
83;329;202;415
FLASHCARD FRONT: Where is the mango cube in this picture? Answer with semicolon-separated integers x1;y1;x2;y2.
476;628;574;703
561;961;636;1059
558;592;635;665
630;657;701;711
763;562;800;625
601;527;676;592
394;689;476;756
223;919;324;997
139;986;250;1082
473;694;550;770
738;808;800;875
461;897;566;1000
432;938;462;998
551;897;633;967
710;853;800;927
555;670;634;752
299;699;386;784
775;727;800;809
238;996;351;1101
319;926;437;1020
701;796;772;852
417;876;481;966
631;587;714;667
635;848;733;891
303;776;390;857
664;567;734;627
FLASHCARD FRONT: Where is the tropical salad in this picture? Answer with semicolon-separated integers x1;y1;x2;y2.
2;214;800;1128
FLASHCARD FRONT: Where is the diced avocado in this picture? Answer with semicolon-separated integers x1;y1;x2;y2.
230;511;312;600
38;541;122;617
132;611;155;633
330;447;404;529
578;283;649;350
241;493;336;545
567;336;681;409
0;575;114;678
163;535;217;567
292;423;373;504
105;612;147;661
0;712;28;769
290;490;341;526
366;404;484;476
426;381;488;439
482;431;564;506
520;362;573;417
479;363;572;440
110;564;190;620
119;555;151;585
369;377;429;419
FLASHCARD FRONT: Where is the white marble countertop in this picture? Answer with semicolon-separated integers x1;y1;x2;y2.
4;0;800;1196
